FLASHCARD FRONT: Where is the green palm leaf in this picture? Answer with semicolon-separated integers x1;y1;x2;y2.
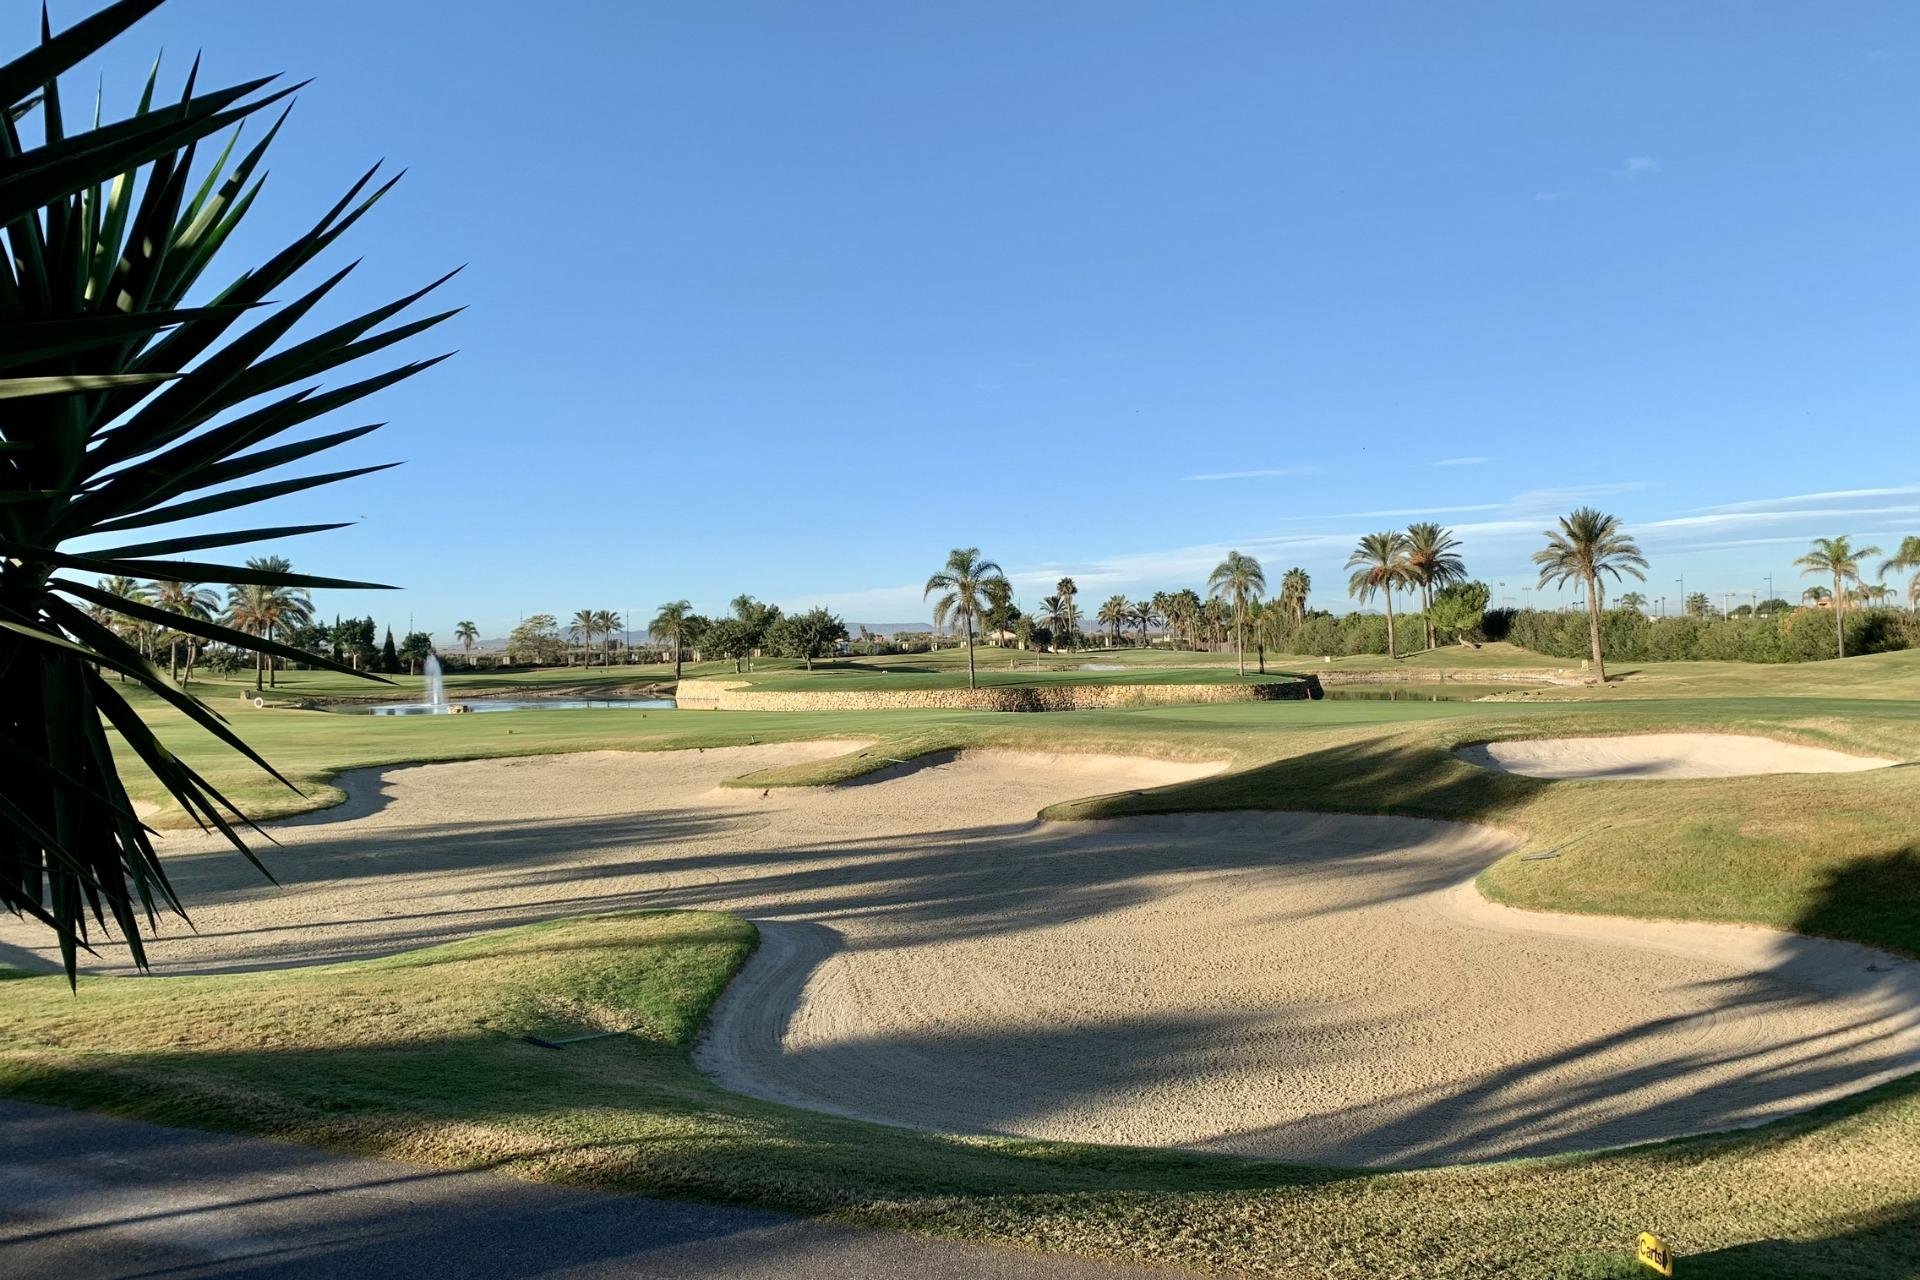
1;1;453;982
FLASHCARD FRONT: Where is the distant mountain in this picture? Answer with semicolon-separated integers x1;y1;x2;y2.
847;621;933;636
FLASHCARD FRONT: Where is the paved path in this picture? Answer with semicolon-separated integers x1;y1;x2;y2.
0;1101;1182;1279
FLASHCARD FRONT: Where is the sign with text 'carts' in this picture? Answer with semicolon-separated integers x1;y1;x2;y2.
1636;1231;1674;1276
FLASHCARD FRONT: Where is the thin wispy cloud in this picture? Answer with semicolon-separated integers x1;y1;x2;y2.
1532;191;1567;204
1696;484;1920;513
1431;456;1489;467
1618;155;1661;177
1185;466;1324;482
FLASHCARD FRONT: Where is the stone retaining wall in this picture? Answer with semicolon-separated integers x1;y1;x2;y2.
674;678;1313;712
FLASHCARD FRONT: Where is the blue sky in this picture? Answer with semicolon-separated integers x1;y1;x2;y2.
55;1;1920;636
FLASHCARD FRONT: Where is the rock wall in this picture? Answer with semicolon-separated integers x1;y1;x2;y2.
674;678;1313;712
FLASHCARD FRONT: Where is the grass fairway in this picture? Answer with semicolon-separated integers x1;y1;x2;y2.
7;649;1920;1275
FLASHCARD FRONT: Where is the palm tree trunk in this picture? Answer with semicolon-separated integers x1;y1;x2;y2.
1585;571;1606;682
673;635;683;680
1384;592;1397;660
1424;583;1435;650
1235;603;1246;676
965;617;977;689
168;637;178;683
1834;572;1846;657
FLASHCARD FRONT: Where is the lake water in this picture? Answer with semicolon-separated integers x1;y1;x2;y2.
1314;686;1507;703
332;698;677;716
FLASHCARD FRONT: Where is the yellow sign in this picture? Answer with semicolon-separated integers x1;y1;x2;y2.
1636;1231;1675;1276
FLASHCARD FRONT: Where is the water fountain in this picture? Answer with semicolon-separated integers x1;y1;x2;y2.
423;652;447;711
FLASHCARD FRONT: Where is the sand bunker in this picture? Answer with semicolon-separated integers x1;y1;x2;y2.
6;743;1915;1168
1457;732;1897;780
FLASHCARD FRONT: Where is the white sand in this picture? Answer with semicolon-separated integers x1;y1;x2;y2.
1456;732;1898;780
7;743;1915;1169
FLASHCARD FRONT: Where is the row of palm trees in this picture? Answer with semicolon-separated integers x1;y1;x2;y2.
1795;535;1920;658
90;557;314;689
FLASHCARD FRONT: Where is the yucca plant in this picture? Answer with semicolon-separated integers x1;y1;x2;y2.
1;0;455;980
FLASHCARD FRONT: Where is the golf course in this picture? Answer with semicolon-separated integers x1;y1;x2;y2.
9;5;1920;1278
4;646;1918;1278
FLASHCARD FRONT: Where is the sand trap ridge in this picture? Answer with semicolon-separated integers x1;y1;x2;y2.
5;742;1915;1169
1456;732;1898;780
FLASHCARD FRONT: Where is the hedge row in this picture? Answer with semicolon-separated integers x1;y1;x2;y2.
1483;607;1920;664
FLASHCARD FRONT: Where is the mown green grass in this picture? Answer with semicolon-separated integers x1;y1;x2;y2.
3;912;1916;1278
16;649;1920;1275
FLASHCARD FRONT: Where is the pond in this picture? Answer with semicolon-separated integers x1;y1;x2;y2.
329;698;677;716
1313;685;1509;703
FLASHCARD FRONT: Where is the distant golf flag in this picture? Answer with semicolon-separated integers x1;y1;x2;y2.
1636;1231;1674;1276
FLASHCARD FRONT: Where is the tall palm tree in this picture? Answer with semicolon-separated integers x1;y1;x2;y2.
225;556;312;689
1618;592;1647;614
1531;509;1647;682
1035;595;1067;647
1168;588;1202;649
1054;577;1080;649
1132;597;1159;647
1346;531;1415;660
1207;551;1266;676
1279;568;1311;625
593;608;622;666
1199;597;1226;651
569;609;599;667
153;581;216;683
1879;536;1920;614
223;560;313;691
91;577;150;672
1795;536;1881;659
1404;523;1466;651
1802;585;1832;606
925;547;1004;688
651;601;694;678
455;620;480;666
1097;594;1130;647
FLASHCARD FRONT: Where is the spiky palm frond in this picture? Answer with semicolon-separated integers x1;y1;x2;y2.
1;0;454;979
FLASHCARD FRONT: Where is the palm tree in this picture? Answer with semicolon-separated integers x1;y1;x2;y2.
225;556;312;689
222;560;313;691
1796;536;1881;658
569;609;599;667
593;609;622;666
1279;568;1311;625
1097;594;1130;647
1199;597;1226;651
651;601;694;678
1346;531;1415;660
1207;551;1267;676
91;577;150;673
1035;595;1067;648
1802;585;1832;606
1132;597;1159;647
455;620;480;666
1404;523;1466;651
1531;509;1647;682
1055;577;1079;649
153;581;217;683
1618;592;1647;614
1879;536;1920;614
982;576;1017;646
925;548;1004;688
